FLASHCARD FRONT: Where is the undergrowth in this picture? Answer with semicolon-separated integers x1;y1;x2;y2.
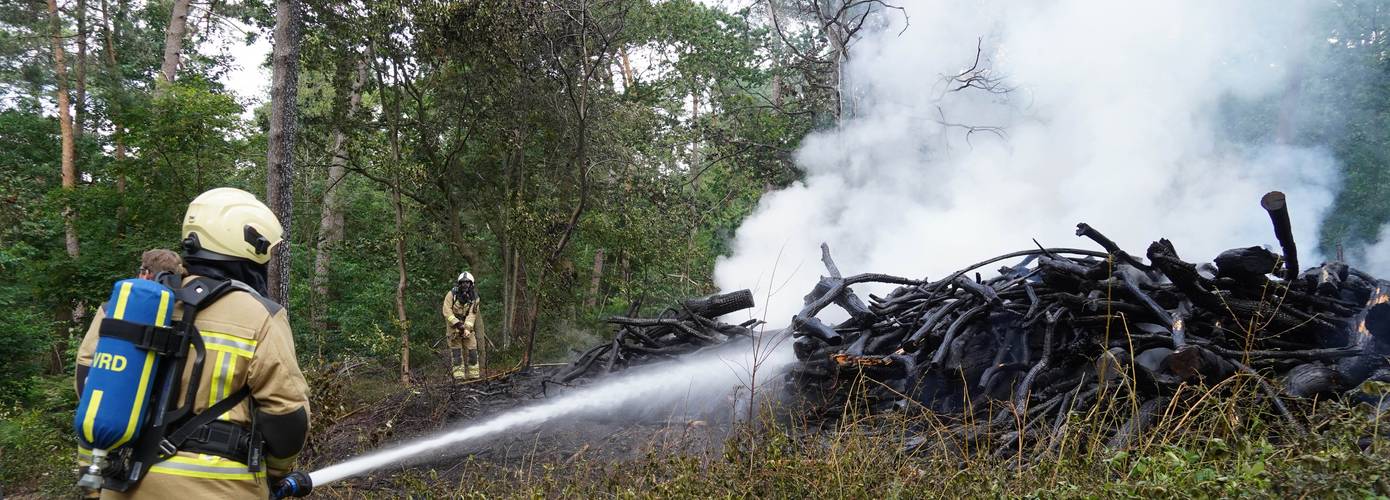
8;364;1390;498
0;375;78;497
320;378;1390;499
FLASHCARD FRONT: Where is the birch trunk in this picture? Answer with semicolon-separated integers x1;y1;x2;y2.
157;0;193;90
311;54;368;334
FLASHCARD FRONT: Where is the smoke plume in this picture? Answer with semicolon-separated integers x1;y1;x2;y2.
1358;225;1390;277
716;0;1343;324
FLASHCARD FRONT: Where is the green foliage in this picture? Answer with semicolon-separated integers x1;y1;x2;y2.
0;376;77;496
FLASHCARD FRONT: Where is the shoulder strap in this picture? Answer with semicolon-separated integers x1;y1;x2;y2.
160;386;252;456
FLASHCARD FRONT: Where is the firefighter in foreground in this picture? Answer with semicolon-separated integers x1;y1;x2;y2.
75;187;311;499
443;271;482;380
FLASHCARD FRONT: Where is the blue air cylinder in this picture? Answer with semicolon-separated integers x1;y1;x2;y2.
74;279;176;453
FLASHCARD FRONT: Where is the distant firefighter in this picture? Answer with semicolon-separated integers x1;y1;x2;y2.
443;271;482;381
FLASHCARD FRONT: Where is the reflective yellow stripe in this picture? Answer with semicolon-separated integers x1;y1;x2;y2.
154;290;171;326
148;455;266;481
77;446;93;457
221;354;238;421
201;331;257;358
82;390;103;444
205;343;255;358
200;331;259;347
112;350;156;449
208;352;225;409
112;282;134;320
208;350;241;421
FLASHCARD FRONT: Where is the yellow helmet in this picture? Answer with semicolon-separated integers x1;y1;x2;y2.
181;187;283;264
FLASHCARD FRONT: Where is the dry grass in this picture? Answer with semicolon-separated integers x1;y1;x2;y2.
315;377;1390;499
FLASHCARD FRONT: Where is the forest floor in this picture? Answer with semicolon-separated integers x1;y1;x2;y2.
7;362;1390;498
301;362;1390;499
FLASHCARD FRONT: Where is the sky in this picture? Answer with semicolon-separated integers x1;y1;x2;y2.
215;18;271;115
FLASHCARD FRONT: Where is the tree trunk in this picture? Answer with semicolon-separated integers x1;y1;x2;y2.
48;0;79;260
503;245;515;349
586;248;604;309
48;0;80;374
75;0;87;136
619;46;634;90
375;44;411;384
444;204;482;272
100;0;127;235
393;171;410;384
312;53;367;335
158;0;193;90
265;0;302;306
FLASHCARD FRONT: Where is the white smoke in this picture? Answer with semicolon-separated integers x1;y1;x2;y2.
716;0;1342;325
1358;224;1390;277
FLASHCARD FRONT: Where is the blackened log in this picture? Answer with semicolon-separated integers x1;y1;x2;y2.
1166;345;1233;384
931;304;989;368
904;298;968;351
1207;345;1361;362
1134;347;1183;390
793;335;823;360
1233;360;1305;433
1117;271;1174;326
954;275;1002;305
1169;301;1191;348
1305;262;1348;297
792;315;843;345
1014;308;1062;409
1075;222;1153;272
930;248;1110;292
1366;302;1390;348
865;327;908;355
605;317;718;344
681;289;755;318
1260;191;1300;280
1106;397;1169;449
797;273;921;321
1038;256;1100;291
1147;239;1222;309
1214;246;1280;281
1282;362;1342;398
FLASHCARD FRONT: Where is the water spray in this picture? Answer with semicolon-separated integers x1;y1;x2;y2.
280;331;794;495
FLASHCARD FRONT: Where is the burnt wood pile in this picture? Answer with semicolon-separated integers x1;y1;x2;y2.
787;191;1390;452
548;289;762;384
549;191;1389;454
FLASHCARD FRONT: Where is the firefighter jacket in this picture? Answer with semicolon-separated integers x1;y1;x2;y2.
76;275;311;499
442;289;480;338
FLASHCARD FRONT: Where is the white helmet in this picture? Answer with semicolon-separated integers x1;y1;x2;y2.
182;187;283;264
457;271;474;284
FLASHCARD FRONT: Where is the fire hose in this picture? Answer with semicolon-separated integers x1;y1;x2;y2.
271;471;313;499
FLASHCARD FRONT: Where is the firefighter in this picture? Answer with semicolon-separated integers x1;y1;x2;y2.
75;248;187;498
443;271;482;380
75;187;310;499
136;248;186;280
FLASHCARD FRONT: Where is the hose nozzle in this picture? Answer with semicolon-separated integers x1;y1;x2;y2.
271;471;313;499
